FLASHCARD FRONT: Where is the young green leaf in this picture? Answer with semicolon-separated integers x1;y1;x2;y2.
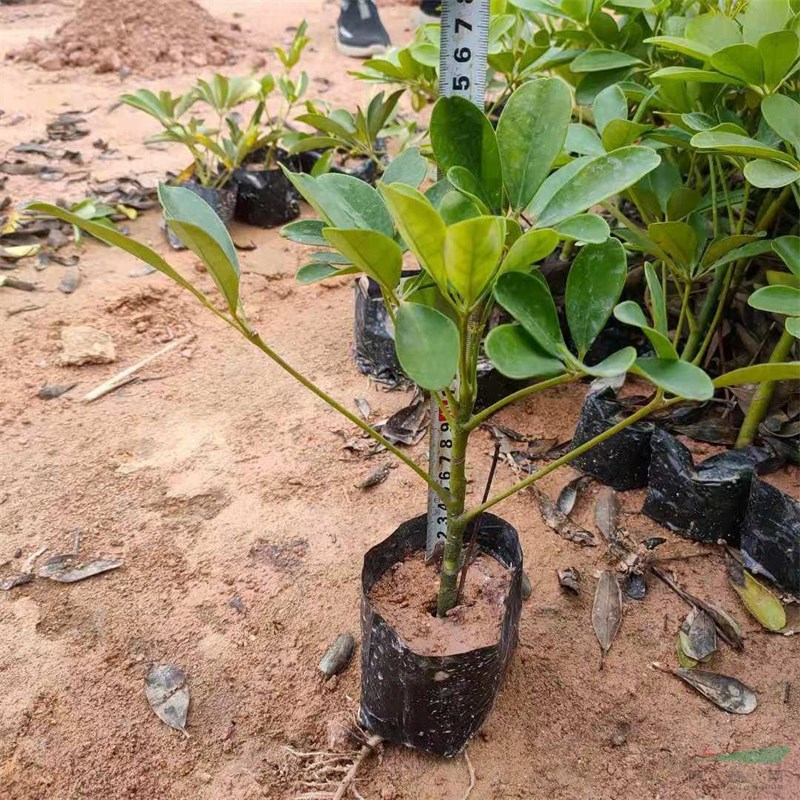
485;324;566;379
494;271;565;358
613;301;678;359
644;262;669;333
592;84;627;136
759;30;800;90
773;236;800;277
742;0;791;46
296;262;358;284
761;96;800;153
439;191;482;224
381;146;428;188
713;362;800;387
497;77;572;211
565;238;627;358
394;302;459;390
535;147;661;227
648;222;698;273
158;184;240;314
444;216;505;308
430;95;503;211
499;229;560;274
631;358;714;400
446;166;492;212
554;214;610;243
710;44;764;86
280;219;328;246
565;123;606;156
748;285;800;316
322;228;402;291
379;183;447;292
579;347;637;378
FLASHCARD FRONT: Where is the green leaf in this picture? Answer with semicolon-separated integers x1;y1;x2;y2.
759;30;800;89
761;94;800;152
644;36;714;61
494;271;565;357
446;166;492;212
742;0;791;46
25;200;213;311
280;219;327;246
743;159;800;188
570;50;643;73
651;67;746;86
565;238;627;358
322;228;402;291
601;119;652;152
536;147;661;227
644;262;668;333
575;67;634;106
555;214;610;243
631;358;714;400
580;347;637;377
710;44;764;86
786;318;800;337
613;301;678;358
430;95;503;211
748;285;800;316
565;123;606;156
728;561;786;632
500;228;560;273
719;361;800;387
296;262;358;284
281;169;394;236
394;302;459;390
528;156;594;219
701;234;765;268
773;235;800;277
381;146;428;187
379;183;447;291
685;13;742;48
648;222;697;271
497;78;573;211
444;216;505;308
593;84;627;135
159;184;240;314
691;131;800;167
439;191;482;224
666;187;702;220
485;324;566;379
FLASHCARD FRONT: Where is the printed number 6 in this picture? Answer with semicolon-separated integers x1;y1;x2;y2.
454;47;471;62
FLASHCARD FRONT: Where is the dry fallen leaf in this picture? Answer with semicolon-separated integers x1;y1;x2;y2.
680;608;717;662
37;554;123;583
145;665;189;735
726;554;786;632
653;663;757;714
556;475;593;517
592;570;622;668
533;487;596;547
558;567;580;594
594;487;620;542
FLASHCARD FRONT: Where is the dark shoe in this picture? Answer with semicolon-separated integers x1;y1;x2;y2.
337;0;391;58
414;1;441;25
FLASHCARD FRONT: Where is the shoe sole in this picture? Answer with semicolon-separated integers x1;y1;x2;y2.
336;39;390;58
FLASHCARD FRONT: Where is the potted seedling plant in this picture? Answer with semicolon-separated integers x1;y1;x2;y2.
30;77;799;757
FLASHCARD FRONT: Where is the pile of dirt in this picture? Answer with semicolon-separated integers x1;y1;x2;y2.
8;0;243;75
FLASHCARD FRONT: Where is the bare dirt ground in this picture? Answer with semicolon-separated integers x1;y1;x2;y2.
1;3;798;799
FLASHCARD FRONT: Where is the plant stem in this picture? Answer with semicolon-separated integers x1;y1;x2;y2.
244;329;453;506
465;372;580;432
460;393;664;524
735;328;796;447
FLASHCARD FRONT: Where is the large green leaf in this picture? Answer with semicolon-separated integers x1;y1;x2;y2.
632;358;714;400
614;301;678;358
158;184;240;314
565;238;627;358
691;131;800;167
761;95;800;152
430;95;503;211
394;302;459;390
748;285;800;316
744;159;800;188
535;147;661;227
685;13;742;48
580;347;637;377
444;216;505;308
26;200;213;311
280;219;327;246
713;362;800;387
570;50;643;72
381;146;428;187
644;36;713;61
773;236;800;277
710;44;763;86
528;156;594;219
281;169;394;236
759;30;800;89
485;324;566;379
494;271;565;357
497;78;572;211
649;221;697;271
742;0;791;45
651;67;746;86
322;228;402;291
601;119;651;152
500;228;560;273
555;214;610;243
379;183;447;292
593;84;627;135
566;123;606;156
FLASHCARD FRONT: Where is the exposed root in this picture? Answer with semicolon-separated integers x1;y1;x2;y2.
332;735;383;800
461;748;476;800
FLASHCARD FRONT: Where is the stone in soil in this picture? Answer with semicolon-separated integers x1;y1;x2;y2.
58;325;116;366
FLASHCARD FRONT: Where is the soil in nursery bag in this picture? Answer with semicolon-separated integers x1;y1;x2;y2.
164;181;236;250
571;387;655;490
642;429;783;544
360;513;523;757
740;479;800;595
231;167;300;228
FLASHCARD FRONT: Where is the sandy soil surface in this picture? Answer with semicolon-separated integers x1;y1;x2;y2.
1;3;798;799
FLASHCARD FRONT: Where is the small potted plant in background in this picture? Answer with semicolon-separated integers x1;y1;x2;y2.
30;77;798;757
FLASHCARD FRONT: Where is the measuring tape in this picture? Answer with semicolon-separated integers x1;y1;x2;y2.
426;0;491;560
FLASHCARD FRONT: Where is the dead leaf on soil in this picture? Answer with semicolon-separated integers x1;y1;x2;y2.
145;664;189;735
592;570;622;668
726;554;786;632
671;415;739;446
355;463;393;489
354;397;371;421
556;475;593;516
0;545;48;591
652;663;757;714
37;554;123;583
594;487;620;542
679;608;717;662
676;635;699;668
376;392;428;445
533;486;596;547
623;571;647;600
37;383;77;400
558;567;580;594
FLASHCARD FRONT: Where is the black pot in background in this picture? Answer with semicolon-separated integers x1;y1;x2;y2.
231;167;300;228
571;387;655;490
741;479;800;595
163;180;237;250
642;429;783;544
359;513;523;757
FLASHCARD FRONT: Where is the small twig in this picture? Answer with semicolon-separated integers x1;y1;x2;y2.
456;443;501;605
461;748;476;800
83;333;195;402
331;735;383;800
650;551;715;564
20;545;48;574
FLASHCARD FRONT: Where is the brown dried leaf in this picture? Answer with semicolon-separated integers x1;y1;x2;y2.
654;663;757;714
37;554;123;583
533;487;596;547
558;567;580;594
355;464;391;490
592;570;622;667
680;608;717;662
145;665;189;734
594;487;620;542
556;475;593;516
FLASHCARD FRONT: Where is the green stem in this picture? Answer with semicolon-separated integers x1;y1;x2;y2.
244;330;453;506
465;372;580;432
460;393;664;524
735;329;796;447
755;185;792;234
